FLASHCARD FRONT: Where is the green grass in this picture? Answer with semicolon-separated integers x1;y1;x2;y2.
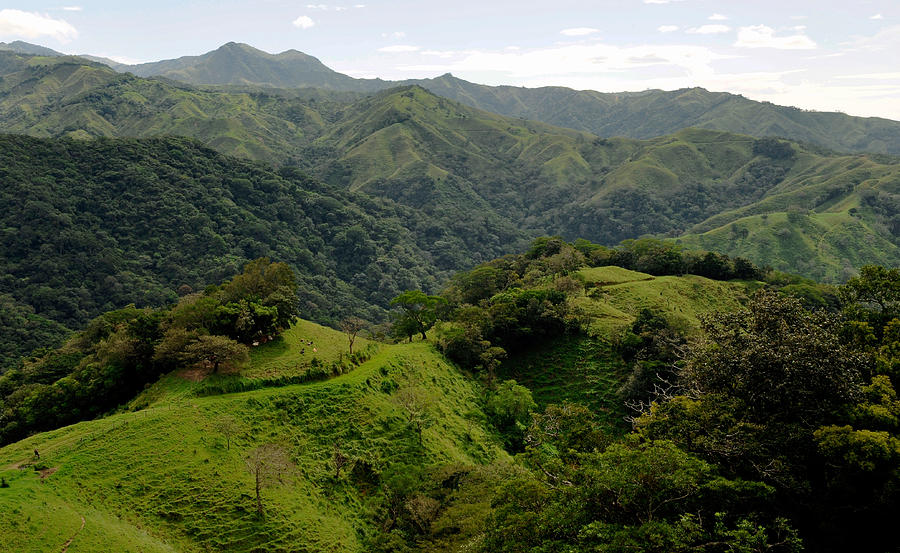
577;266;654;286
244;319;374;379
499;335;630;432
500;271;755;429
0;322;505;553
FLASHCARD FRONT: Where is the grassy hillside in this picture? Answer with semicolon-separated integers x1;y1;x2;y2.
1;51;899;284
74;42;900;155
498;267;754;421
0;320;505;553
414;76;900;155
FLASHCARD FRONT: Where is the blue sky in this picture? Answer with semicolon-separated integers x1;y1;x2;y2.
1;1;899;120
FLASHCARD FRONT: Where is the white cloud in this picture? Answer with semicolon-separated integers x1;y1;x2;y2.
305;4;352;10
687;25;731;35
735;25;816;49
708;14;728;21
292;15;315;29
378;44;420;53
644;0;684;4
354;4;366;7
790;25;807;32
840;25;900;52
100;54;147;65
0;9;77;42
560;27;599;37
835;72;900;80
61;6;82;11
382;31;406;39
870;14;884;20
657;25;678;33
396;42;730;82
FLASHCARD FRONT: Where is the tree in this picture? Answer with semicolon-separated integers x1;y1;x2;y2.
244;443;292;518
478;346;506;387
390;290;447;341
681;290;862;425
486;379;536;451
395;385;432;445
333;443;349;479
340;316;367;355
216;415;240;450
180;335;249;374
841;264;900;335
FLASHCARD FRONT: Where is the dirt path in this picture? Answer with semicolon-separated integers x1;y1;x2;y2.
60;514;86;553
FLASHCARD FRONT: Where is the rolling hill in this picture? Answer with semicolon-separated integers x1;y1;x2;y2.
0;243;761;551
0;320;508;552
12;41;899;155
74;41;900;155
0;51;898;287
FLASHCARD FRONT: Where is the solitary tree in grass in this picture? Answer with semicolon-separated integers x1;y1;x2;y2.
181;335;249;374
395;385;432;446
340;316;367;355
216;415;240;450
244;443;292;518
390;290;447;341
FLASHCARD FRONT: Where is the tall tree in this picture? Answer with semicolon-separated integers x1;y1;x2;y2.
390;290;447;341
244;443;293;518
340;316;367;355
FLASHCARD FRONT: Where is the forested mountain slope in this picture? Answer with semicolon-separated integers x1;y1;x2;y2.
64;41;900;155
0;134;502;369
13;41;899;155
1;52;899;285
410;74;900;155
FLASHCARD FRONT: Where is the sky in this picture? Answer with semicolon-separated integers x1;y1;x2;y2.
1;1;899;120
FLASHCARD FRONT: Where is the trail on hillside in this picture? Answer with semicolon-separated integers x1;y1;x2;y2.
59;514;85;553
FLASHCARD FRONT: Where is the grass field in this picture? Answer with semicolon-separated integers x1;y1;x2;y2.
0;322;505;553
500;270;756;423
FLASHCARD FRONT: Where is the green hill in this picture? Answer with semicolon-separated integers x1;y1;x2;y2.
0;134;457;369
126;42;389;92
0;52;899;285
0;320;506;552
69;41;900;155
412;76;900;156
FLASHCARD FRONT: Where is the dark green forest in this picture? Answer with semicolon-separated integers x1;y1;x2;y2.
0;134;521;369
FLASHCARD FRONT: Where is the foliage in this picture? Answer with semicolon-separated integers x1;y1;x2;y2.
389;291;447;341
485;380;536;451
180;335;249;373
0;259;299;445
482;437;795;553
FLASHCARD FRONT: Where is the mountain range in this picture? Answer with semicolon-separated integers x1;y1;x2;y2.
3;40;900;155
1;49;897;284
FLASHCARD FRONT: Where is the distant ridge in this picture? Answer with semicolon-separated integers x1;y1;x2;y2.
71;41;900;155
123;42;389;91
0;40;63;56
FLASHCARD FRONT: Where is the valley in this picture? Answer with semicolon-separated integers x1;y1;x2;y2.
0;23;898;553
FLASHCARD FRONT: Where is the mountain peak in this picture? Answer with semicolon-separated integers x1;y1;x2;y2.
0;40;64;56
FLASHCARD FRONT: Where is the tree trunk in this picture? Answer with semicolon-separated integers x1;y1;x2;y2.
255;470;263;518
